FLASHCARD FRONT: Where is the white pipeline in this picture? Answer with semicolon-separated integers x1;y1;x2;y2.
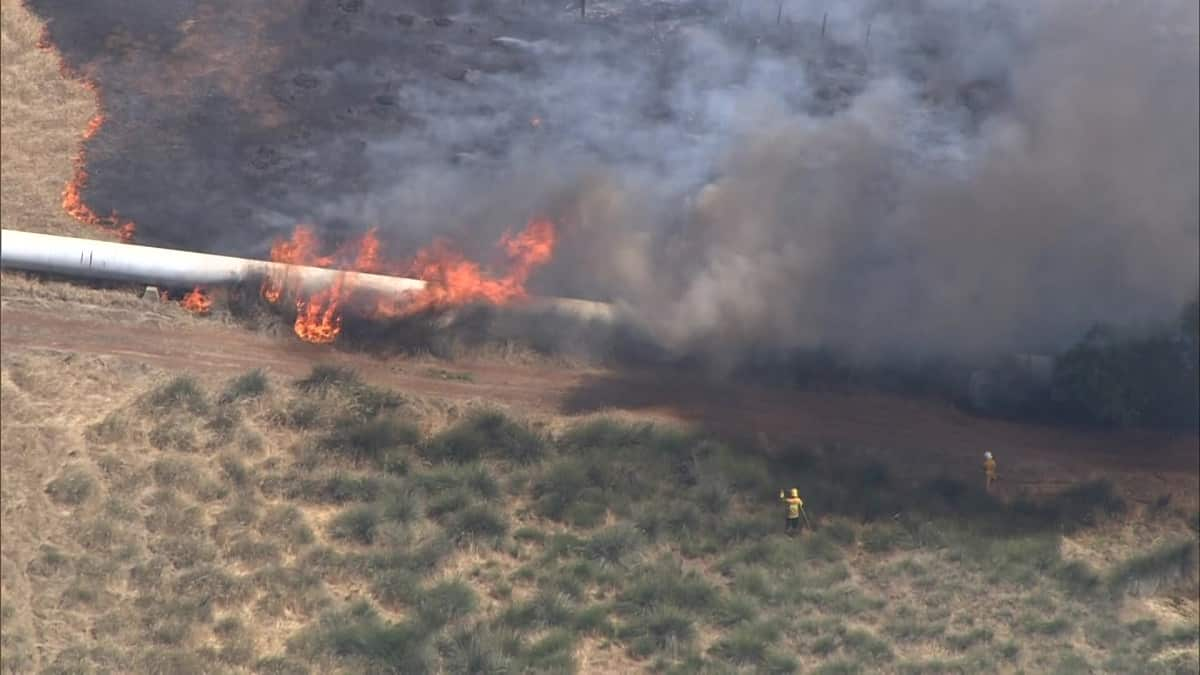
0;229;615;322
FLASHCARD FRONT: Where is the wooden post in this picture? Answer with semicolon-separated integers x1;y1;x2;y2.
865;19;872;47
820;12;827;39
777;1;783;25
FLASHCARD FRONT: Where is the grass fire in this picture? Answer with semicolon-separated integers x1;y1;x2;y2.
1;0;1196;673
260;218;559;344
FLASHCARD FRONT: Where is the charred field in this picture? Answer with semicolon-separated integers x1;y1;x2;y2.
2;0;1199;673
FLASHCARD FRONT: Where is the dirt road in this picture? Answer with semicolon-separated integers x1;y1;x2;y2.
3;303;1196;505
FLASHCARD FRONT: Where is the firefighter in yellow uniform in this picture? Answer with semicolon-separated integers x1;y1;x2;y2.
984;452;997;492
780;488;804;535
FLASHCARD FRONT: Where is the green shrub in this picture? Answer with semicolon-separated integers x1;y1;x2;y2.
413;463;500;500
294;365;359;393
372;569;420;608
944;627;993;651
861;522;904;553
227;536;281;564
621;607;695;656
618;562;719;616
380;488;421;524
449;505;508;542
265;472;385;503
259;506;314;550
499;591;573;630
423;410;545;464
841;628;893;662
207;405;242;442
149;421;199;452
86;411;131;444
439;627;511;674
279;400;323;429
426;488;470;519
252;655;311;675
572;604;615;636
812;658;864;675
1055;559;1102;596
712;593;758;627
519;629;576;672
146;376;210;415
221;369;269;403
1106;540;1197;596
318;416;419;466
328;506;380;545
1019;615;1071;636
708;623;780;665
287;601;432;673
219;454;250;488
584;524;643;565
417;580;477;626
46;466;96;505
561;418;654;452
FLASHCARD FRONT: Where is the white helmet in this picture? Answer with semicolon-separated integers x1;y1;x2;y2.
984;452;993;459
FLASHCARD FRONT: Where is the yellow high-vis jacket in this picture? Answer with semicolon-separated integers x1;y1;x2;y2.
780;490;803;519
984;457;997;477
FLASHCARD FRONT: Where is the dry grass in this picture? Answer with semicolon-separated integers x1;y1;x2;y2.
1;351;1196;673
0;0;111;239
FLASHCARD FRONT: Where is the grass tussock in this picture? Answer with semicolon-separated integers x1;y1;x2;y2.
422;410;546;465
1106;540;1197;597
45;465;97;505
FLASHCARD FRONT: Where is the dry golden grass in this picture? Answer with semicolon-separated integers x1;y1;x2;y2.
0;0;111;239
0;350;1196;673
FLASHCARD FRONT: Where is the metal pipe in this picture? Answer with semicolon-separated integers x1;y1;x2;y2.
0;229;616;322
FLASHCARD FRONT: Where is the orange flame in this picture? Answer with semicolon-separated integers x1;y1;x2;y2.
36;26;136;242
390;218;558;316
181;287;213;314
260;220;557;343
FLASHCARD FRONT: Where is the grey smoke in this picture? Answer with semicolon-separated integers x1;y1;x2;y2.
32;0;1200;364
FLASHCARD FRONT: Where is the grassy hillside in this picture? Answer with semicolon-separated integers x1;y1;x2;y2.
1;352;1196;674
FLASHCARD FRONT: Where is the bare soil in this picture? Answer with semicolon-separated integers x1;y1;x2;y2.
4;301;1196;510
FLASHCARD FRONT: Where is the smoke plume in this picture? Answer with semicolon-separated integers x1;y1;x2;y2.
30;0;1200;365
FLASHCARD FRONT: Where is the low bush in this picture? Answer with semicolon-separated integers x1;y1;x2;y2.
328;506;380;545
1055;559;1102;596
422;410;545;464
439;627;512;674
584;524;643;566
618;562;719;617
944;627;993;651
318;416;419;466
293;365;359;393
287;601;433;673
371;570;420;608
46;466;96;505
146;376;210;415
417;580;477;627
258;506;315;551
221;369;269;403
499;591;574;631
449;505;508;542
840;628;894;663
708;623;781;665
1106;540;1197;597
620;607;695;657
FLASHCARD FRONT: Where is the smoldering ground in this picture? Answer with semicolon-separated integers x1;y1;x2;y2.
27;0;1200;366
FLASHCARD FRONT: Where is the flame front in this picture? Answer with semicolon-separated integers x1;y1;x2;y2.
260;220;558;344
37;29;136;242
181;286;213;314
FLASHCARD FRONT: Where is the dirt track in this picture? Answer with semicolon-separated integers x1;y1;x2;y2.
3;303;1196;507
